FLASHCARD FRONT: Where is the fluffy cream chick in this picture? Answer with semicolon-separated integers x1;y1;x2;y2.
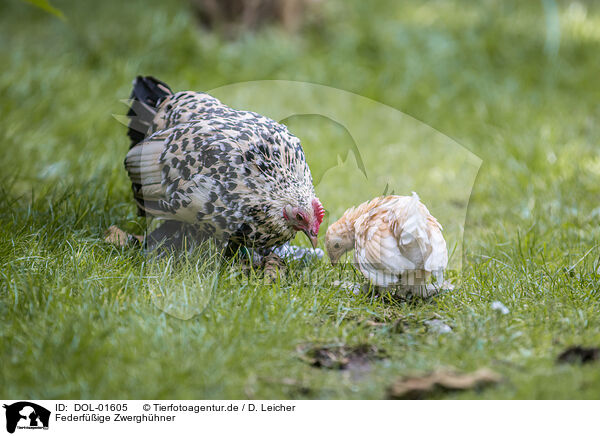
326;193;448;297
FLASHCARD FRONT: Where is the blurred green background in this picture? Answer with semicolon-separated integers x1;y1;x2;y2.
1;0;600;399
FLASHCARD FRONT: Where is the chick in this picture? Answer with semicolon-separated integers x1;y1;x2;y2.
326;193;448;297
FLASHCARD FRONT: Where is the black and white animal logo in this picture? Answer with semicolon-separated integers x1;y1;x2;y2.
3;402;50;434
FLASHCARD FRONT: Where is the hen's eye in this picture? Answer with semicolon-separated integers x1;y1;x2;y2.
334;243;340;249
296;213;303;221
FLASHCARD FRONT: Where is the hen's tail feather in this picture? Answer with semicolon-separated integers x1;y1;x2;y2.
127;76;173;148
400;192;429;244
126;76;172;216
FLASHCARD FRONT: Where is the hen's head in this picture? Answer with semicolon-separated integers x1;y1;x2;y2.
283;198;324;248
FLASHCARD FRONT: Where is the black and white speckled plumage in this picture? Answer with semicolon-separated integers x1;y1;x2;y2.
125;77;319;250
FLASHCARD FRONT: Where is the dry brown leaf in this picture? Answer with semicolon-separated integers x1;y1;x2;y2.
298;344;385;370
388;368;502;399
557;346;600;365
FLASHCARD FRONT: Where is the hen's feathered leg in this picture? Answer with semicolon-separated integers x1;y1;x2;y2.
396;270;443;298
145;220;202;253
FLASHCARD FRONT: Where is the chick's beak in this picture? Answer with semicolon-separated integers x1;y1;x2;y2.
329;253;339;266
302;229;318;249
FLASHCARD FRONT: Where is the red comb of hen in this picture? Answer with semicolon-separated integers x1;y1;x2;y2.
312;198;324;225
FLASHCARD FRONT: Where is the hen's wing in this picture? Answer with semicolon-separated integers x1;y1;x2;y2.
125;124;232;232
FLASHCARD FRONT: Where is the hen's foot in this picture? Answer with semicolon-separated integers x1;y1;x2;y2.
239;249;287;281
104;225;143;247
262;251;286;282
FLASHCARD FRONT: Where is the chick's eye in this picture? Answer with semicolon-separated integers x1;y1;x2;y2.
296;213;304;222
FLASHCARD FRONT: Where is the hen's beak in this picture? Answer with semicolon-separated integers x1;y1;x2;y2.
302;230;318;249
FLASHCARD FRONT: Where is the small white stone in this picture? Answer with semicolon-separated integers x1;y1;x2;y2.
491;301;510;315
424;319;452;334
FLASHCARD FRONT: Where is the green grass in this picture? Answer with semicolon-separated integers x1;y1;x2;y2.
1;0;600;399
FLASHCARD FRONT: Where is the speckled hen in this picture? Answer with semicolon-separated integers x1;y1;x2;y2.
125;76;324;251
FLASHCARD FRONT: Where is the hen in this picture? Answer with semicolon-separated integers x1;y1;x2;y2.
325;193;448;297
125;76;324;252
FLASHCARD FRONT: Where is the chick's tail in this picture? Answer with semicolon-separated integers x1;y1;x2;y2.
398;192;430;259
